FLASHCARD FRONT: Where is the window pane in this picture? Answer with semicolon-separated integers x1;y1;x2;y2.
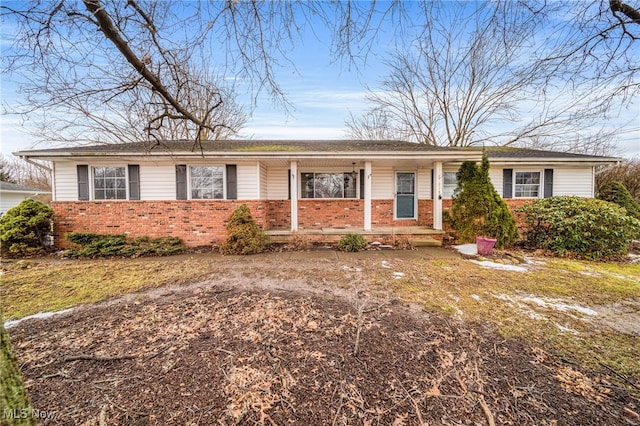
442;172;457;199
191;166;224;199
93;167;127;200
515;172;540;198
344;173;357;198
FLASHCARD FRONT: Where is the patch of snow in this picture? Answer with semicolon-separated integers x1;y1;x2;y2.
342;265;362;272
393;271;405;279
469;260;528;272
493;294;597;317
555;323;579;335
4;308;75;329
381;260;392;269
453;244;477;256
579;270;601;277
448;294;460;303
471;294;482;301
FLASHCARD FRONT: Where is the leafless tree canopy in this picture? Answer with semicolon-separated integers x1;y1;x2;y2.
1;1;638;153
347;1;639;151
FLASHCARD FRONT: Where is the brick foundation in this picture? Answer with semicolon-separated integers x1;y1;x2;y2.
298;199;364;229
51;198;536;248
52;200;268;248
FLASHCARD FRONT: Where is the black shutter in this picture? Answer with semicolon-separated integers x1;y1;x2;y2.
226;164;237;200
431;169;434;200
544;169;554;198
128;165;140;200
77;165;89;200
503;169;513;198
176;165;187;200
288;169;291;200
359;169;365;199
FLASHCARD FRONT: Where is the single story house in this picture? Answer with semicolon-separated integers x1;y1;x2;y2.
14;140;620;247
0;181;51;216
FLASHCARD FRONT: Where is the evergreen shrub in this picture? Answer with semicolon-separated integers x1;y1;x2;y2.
0;199;53;257
517;196;640;259
597;181;640;220
447;155;518;248
337;233;368;252
220;204;270;255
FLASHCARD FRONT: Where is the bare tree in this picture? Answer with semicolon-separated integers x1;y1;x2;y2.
2;1;638;153
1;1;286;149
346;1;634;150
0;155;51;190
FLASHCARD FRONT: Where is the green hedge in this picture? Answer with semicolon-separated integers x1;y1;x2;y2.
517;196;640;259
64;233;184;258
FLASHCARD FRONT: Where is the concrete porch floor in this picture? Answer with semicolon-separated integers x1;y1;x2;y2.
265;226;445;246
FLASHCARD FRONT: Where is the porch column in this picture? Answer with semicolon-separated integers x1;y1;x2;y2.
433;161;443;230
290;161;298;231
364;161;372;231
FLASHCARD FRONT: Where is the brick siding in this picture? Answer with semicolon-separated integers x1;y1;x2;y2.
51;198;536;248
52;200;267;248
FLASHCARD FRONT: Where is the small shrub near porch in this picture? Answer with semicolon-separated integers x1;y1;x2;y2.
220;204;270;255
337;233;368;252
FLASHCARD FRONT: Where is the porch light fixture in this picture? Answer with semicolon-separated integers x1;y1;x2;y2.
351;162;357;178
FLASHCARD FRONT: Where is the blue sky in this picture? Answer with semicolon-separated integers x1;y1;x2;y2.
1;1;639;159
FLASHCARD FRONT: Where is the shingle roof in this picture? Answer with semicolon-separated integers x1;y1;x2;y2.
0;181;50;193
13;140;620;162
15;140;462;154
482;146;617;160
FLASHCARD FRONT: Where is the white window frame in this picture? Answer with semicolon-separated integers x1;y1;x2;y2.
300;170;359;199
188;165;226;200
91;166;128;200
514;170;542;198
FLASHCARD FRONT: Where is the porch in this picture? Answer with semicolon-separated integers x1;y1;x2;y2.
265;226;445;247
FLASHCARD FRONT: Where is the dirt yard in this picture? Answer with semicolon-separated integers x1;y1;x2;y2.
5;249;640;425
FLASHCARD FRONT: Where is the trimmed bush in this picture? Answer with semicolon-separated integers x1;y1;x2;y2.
0;199;53;257
220;204;270;255
597;181;640;220
517;196;640;259
337;233;368;252
447;155;518;248
64;233;184;258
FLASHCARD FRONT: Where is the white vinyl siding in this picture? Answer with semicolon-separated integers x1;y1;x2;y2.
266;167;289;200
140;165;176;200
552;167;594;197
259;163;268;199
53;162;79;201
417;168;431;199
236;164;258;200
489;168;503;194
371;167;393;199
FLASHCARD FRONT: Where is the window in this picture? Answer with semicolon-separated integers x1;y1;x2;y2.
191;166;224;199
514;171;541;198
442;171;457;199
93;166;127;200
301;172;357;199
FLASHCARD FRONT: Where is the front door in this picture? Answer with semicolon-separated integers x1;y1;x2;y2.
395;172;416;219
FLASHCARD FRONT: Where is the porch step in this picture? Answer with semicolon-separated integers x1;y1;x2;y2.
411;237;442;247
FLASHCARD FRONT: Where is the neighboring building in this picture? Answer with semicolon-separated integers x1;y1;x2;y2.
14;140;619;247
0;181;51;216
